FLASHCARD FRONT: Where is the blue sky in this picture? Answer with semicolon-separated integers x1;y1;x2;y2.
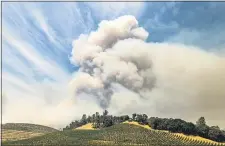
2;2;225;127
2;2;225;78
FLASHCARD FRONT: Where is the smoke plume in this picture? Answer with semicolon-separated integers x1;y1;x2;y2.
70;15;225;127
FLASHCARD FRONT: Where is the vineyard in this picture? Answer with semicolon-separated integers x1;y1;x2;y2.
3;123;225;146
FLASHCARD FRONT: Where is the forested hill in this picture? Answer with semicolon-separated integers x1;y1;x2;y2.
64;110;225;143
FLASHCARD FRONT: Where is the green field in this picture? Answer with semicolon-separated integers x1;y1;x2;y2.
2;123;225;146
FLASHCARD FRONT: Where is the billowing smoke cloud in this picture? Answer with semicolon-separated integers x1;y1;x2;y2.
70;15;153;108
70;15;225;127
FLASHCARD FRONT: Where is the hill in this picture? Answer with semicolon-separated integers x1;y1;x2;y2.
123;121;221;145
64;111;225;143
2;123;58;133
2;123;58;142
3;123;225;146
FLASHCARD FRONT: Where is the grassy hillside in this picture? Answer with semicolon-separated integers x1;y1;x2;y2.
2;129;44;142
2;123;58;133
3;123;225;146
75;123;95;130
123;121;151;129
2;123;58;142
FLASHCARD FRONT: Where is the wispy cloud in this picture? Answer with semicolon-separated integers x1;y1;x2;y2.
3;28;69;82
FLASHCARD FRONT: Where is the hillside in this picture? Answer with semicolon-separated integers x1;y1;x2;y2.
2;123;58;133
123;121;151;130
75;123;95;130
123;121;221;145
64;111;225;143
3;123;225;146
2;123;58;142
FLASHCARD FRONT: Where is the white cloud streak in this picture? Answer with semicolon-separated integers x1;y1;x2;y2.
3;28;70;82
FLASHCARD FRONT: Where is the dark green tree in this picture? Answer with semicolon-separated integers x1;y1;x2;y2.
208;126;225;142
196;124;209;138
132;113;137;121
196;117;206;126
92;114;96;128
103;110;108;116
87;116;92;123
102;110;109;127
94;112;100;128
148;117;158;129
119;115;129;122
103;115;113;127
196;117;209;138
136;114;143;123
80;114;87;125
142;114;148;124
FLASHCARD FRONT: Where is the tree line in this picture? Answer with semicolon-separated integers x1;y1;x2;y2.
63;110;225;142
63;110;129;130
148;116;225;142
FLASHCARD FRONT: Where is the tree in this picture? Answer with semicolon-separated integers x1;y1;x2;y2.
196;117;206;126
182;122;196;135
80;114;87;125
132;113;137;121
208;126;225;142
87;116;92;123
100;115;104;126
103;115;113;127
196;117;209;138
63;125;70;131
92;114;96;128
142;114;148;124
136;114;143;123
94;112;100;128
75;120;81;127
148;117;158;129
222;130;225;142
196;124;209;138
103;110;108;116
119;115;129;123
102;110;109;127
69;120;81;129
112;116;119;124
